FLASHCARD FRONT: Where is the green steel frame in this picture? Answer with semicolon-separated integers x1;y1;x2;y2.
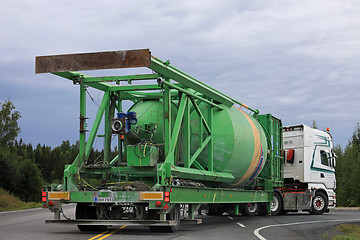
36;49;282;215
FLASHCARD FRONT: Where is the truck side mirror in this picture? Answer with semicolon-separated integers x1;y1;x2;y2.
286;149;295;164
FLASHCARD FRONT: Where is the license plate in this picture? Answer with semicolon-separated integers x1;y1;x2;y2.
95;197;114;203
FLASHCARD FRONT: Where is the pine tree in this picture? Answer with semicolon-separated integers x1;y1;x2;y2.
335;124;360;206
16;159;43;202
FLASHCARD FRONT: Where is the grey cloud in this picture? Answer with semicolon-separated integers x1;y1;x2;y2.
0;0;359;148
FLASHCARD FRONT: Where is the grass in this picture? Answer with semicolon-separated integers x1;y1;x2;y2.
0;188;42;212
332;224;360;240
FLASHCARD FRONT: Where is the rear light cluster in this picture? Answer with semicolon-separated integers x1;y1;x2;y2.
283;127;295;131
42;190;47;202
154;190;171;208
164;191;170;203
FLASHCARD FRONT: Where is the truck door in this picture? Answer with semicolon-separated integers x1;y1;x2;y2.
310;148;335;189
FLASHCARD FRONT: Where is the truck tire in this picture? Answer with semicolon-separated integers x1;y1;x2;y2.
309;192;328;215
271;192;283;216
242;203;259;216
149;204;180;233
75;203;107;232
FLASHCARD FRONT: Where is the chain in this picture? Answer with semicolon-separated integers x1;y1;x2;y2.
60;207;71;220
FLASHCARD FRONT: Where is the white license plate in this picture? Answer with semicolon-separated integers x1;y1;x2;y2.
95;197;114;203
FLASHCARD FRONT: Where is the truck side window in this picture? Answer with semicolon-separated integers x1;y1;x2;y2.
320;150;330;166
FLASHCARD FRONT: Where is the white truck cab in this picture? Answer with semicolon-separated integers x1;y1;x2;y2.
281;124;336;214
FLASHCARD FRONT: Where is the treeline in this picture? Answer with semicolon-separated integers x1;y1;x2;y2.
334;124;360;207
0;139;113;203
0;101;107;203
0;140;77;202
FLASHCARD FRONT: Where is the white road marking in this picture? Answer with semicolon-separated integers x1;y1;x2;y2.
228;216;234;220
237;222;246;227
253;218;360;240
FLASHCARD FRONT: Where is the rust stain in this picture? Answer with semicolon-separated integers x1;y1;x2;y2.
35;49;151;73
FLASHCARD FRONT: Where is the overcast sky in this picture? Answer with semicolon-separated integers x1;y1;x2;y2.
1;0;359;149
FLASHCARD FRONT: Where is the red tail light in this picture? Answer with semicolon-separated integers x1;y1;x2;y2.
164;191;170;202
155;201;162;207
42;190;47;202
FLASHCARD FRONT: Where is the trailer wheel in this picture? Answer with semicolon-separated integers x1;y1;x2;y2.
75;203;107;232
309;192;328;215
149;204;180;233
242;203;259;216
271;192;283;216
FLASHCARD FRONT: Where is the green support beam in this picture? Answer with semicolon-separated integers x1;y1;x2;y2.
183;96;190;168
159;79;224;110
188;136;211;168
207;100;214;171
190;98;211;134
84;91;110;161
104;96;116;164
169;186;273;204
109;84;162;92
149;57;234;108
84;74;160;83
78;81;86;166
170;94;187;153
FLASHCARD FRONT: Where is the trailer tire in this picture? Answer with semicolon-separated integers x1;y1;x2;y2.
271;192;283;216
309;192;328;215
75;203;107;232
149;204;180;233
242;203;259;216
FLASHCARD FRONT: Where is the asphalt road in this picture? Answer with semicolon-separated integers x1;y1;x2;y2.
1;205;359;240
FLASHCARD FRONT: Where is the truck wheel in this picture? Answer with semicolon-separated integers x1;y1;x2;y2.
75;203;107;232
271;192;283;216
242;203;259;216
149;204;180;233
309;192;328;215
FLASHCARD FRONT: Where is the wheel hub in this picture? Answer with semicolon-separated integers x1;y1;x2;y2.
271;196;279;211
313;196;324;210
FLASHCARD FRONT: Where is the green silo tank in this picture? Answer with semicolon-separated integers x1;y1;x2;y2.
126;100;268;188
